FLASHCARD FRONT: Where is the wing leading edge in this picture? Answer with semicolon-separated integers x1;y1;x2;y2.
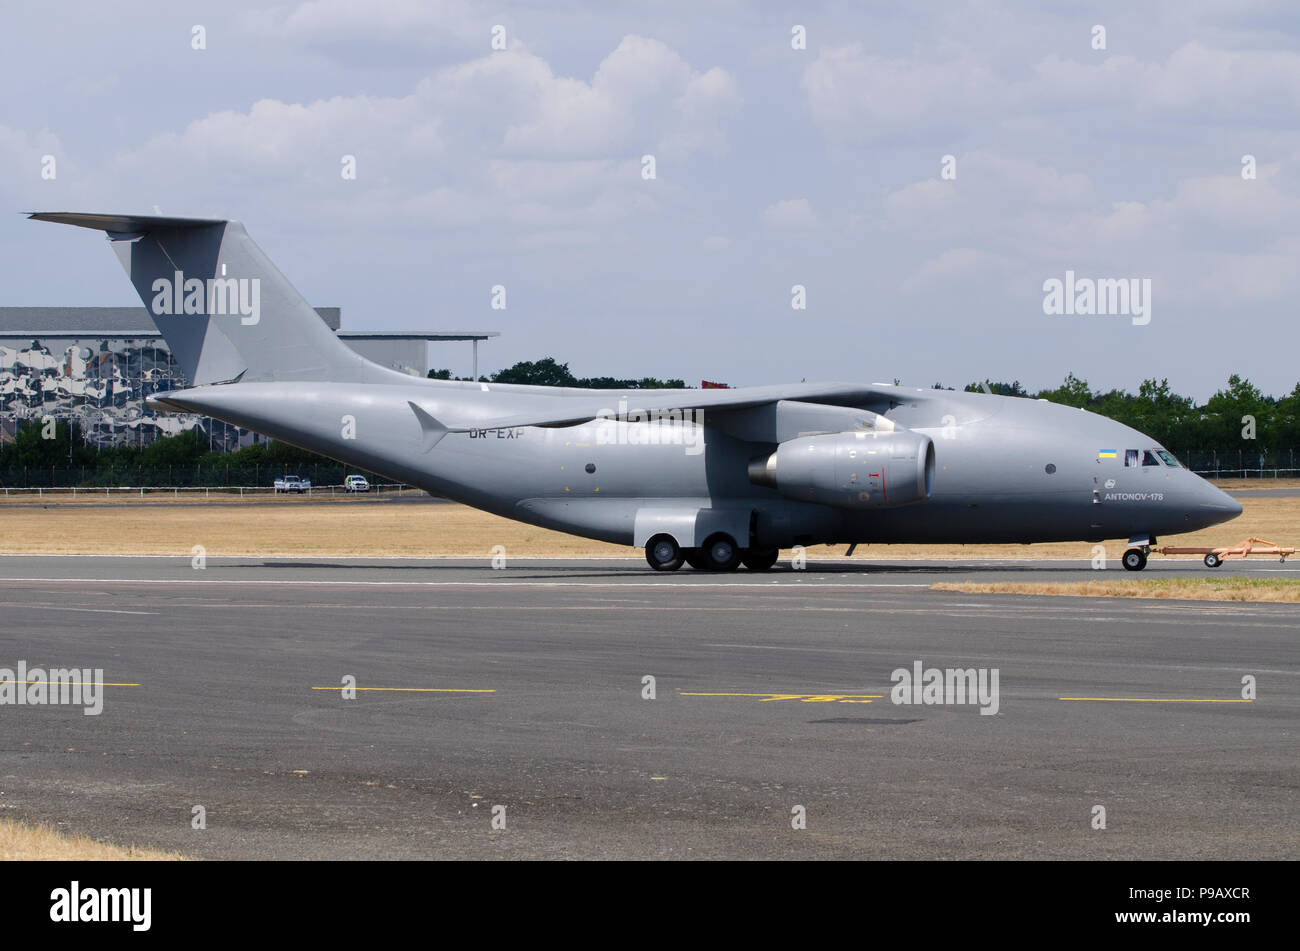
420;382;925;433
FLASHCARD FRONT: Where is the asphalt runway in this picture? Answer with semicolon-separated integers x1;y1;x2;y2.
0;556;1295;860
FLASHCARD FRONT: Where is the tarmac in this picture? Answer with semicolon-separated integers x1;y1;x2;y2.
0;555;1295;859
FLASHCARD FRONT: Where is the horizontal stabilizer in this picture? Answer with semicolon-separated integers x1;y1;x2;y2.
408;401;450;452
27;212;227;234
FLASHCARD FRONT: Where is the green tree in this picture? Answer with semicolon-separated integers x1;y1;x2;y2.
138;427;207;468
1204;375;1271;449
1274;383;1300;449
1034;372;1092;409
964;380;1027;397
0;420;97;468
491;358;577;387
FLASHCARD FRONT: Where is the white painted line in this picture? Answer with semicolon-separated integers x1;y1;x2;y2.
7;605;159;615
0;553;1231;564
0;577;932;589
0;553;636;561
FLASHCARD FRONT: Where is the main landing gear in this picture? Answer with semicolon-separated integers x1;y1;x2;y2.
741;547;780;571
643;534;780;572
645;534;685;572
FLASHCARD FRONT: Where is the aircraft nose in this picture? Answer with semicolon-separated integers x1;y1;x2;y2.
1190;476;1242;525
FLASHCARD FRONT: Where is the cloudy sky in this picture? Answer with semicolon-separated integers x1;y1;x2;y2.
3;1;1297;399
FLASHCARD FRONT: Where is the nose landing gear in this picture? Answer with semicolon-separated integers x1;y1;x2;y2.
1122;547;1149;571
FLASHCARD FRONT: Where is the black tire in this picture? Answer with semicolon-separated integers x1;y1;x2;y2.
645;534;684;572
1122;548;1148;571
1204;552;1222;568
700;533;742;572
684;549;709;570
741;547;780;571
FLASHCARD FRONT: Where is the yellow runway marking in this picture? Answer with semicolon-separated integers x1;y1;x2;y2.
1059;697;1252;703
311;686;495;693
682;692;882;703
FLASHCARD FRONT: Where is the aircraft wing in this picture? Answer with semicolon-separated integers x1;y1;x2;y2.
435;382;924;432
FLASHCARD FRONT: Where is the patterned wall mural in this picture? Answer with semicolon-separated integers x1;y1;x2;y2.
0;337;250;449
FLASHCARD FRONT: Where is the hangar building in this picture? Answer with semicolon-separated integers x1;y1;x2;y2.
0;307;497;449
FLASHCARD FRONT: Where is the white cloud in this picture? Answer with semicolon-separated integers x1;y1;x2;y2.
0;125;69;205
1034;43;1300;123
805;40;1300;146
880;152;1300;308
108;38;740;238
900;248;1013;294
761;198;821;232
802;44;1003;142
881;151;1094;251
246;0;484;59
497;37;740;159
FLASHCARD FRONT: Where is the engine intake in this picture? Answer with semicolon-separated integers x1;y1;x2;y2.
748;430;934;509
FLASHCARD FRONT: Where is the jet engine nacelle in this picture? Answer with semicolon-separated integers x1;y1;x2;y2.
748;430;934;509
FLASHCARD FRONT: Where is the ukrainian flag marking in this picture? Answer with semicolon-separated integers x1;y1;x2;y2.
1097;449;1117;460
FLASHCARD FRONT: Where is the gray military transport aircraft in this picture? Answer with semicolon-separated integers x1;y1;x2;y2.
30;213;1242;572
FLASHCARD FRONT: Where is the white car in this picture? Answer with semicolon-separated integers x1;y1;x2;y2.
344;475;370;492
274;475;311;493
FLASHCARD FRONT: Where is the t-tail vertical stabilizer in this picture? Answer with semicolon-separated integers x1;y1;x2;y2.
27;212;406;386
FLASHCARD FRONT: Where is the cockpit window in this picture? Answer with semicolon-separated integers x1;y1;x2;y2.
1155;449;1180;467
1142;450;1160;466
1125;449;1139;467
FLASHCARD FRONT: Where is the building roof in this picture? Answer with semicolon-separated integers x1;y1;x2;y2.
0;306;340;332
0;307;498;341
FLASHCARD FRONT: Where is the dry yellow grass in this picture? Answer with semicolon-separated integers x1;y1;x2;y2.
0;818;182;861
1207;478;1300;490
0;492;1294;560
933;578;1300;603
0;499;629;557
0;489;371;505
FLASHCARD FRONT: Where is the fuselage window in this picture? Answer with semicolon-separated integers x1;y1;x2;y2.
1125;449;1140;467
1155;449;1181;467
1142;450;1160;466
